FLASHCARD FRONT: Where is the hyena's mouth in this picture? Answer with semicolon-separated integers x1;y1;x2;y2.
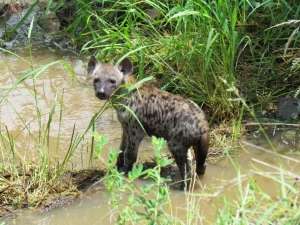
95;92;108;100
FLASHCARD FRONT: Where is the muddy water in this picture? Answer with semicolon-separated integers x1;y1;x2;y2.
0;46;153;167
1;47;300;224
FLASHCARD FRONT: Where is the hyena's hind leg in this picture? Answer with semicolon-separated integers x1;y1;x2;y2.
193;132;209;175
168;141;192;185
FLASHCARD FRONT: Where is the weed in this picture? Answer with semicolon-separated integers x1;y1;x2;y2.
214;147;300;224
0;23;98;214
92;132;183;224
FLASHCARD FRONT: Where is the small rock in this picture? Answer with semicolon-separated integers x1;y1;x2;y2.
278;97;300;120
0;2;22;17
37;11;60;34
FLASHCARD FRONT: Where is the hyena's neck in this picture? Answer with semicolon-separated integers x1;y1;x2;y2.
110;90;135;112
111;75;137;105
124;75;137;84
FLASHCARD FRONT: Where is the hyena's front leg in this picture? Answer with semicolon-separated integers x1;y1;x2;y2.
118;124;145;174
116;129;128;169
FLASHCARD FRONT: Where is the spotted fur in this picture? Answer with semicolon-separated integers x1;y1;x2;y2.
88;56;210;187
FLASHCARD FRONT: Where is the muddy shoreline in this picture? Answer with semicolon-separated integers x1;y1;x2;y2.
1;168;102;218
1;160;189;219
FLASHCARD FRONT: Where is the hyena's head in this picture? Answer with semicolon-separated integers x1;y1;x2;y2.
87;56;133;100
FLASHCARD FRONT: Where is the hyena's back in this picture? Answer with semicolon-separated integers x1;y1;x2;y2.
120;86;208;143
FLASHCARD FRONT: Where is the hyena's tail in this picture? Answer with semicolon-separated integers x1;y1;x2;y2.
194;132;209;175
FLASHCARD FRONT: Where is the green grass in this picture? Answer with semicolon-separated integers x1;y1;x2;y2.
0;56;109;216
3;0;300;122
55;0;300;125
0;61;77;211
57;0;245;123
0;22;102;212
214;150;300;224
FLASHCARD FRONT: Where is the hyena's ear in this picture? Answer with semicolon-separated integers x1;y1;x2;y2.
87;56;101;77
118;58;133;77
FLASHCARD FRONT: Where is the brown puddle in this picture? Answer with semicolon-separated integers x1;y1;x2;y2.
1;46;300;224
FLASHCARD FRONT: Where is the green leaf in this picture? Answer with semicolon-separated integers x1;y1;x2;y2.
128;164;143;181
160;157;173;167
108;147;121;164
28;15;34;39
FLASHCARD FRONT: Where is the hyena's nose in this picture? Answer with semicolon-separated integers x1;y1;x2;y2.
96;91;107;100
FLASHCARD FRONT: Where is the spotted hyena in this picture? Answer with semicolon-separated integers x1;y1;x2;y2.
88;56;209;187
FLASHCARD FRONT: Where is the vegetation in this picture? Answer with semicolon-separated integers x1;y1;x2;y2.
2;124;299;224
93;134;177;224
1;0;300;224
0;51;92;215
90;132;300;224
58;0;300;124
0;17;102;217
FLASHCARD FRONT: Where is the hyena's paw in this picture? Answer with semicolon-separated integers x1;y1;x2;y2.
118;166;130;175
116;162;123;170
196;163;207;175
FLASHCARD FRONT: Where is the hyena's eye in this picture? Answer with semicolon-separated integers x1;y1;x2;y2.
109;79;116;84
93;78;99;83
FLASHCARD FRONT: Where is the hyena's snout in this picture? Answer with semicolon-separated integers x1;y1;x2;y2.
94;82;108;100
95;90;107;100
